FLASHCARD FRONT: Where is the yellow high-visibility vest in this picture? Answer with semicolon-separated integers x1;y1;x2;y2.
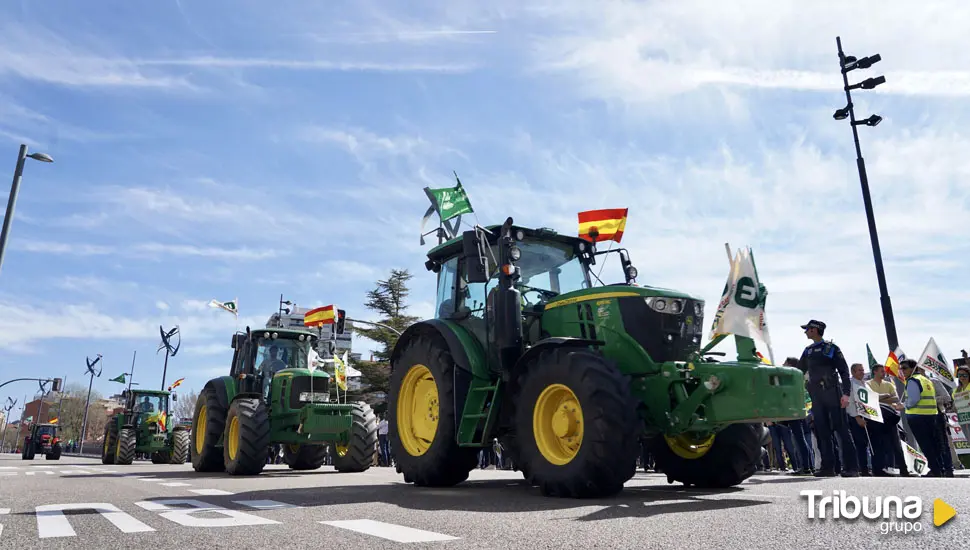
905;373;937;415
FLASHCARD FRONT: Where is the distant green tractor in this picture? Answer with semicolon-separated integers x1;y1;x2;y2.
102;389;189;465
389;218;806;498
191;326;378;475
22;423;61;460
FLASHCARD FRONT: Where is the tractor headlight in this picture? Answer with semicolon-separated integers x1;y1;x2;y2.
646;297;687;315
670;300;682;314
625;266;638;280
509;246;521;261
693;301;703;317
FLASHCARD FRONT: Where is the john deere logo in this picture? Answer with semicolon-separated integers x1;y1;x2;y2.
734;276;759;308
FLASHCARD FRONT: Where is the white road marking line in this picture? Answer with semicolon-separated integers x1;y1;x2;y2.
25;471;54;476
134;499;280;527
135;477;160;481
0;508;10;514
0;472;15;476
35;503;156;538
59;470;93;475
233;500;297;510
32;465;56;469
189;488;234;496
321;519;459;543
0;466;18;470
160;482;192;487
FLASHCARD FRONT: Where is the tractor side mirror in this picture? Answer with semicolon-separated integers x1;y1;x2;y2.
171;393;177;402
462;230;488;284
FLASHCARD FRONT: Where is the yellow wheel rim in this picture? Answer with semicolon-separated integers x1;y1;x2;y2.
195;405;207;454
532;383;583;465
335;443;348;457
396;364;439;457
227;415;239;461
664;433;715;459
103;434;109;455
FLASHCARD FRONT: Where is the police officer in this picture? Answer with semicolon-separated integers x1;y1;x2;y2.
796;320;860;477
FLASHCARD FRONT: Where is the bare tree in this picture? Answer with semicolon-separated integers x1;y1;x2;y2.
172;389;198;423
52;383;105;443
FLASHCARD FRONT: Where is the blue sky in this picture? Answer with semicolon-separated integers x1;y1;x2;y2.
1;0;969;417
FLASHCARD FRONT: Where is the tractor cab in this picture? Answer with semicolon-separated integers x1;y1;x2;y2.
230;327;326;403
121;389;171;434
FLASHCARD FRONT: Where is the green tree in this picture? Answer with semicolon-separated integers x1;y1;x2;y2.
354;269;420;394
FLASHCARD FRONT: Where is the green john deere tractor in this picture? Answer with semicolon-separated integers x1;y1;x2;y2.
191;326;378;475
389;217;806;498
102;389;189;465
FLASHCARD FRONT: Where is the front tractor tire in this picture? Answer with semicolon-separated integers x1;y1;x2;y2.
102;423;118;464
115;428;136;465
389;334;478;487
223;397;270;475
649;423;765;488
192;387;227;472
332;402;379;473
170;429;190;464
46;443;61;460
283;444;327;470
512;347;639;498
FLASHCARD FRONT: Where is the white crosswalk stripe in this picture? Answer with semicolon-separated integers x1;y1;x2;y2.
321;519;459;543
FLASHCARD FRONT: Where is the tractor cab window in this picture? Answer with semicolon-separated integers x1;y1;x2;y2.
435;257;459;319
515;240;589;303
133;395;168;425
36;425;55;436
256;338;310;399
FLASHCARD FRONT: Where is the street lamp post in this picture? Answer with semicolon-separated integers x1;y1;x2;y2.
833;36;898;352
0;144;53;276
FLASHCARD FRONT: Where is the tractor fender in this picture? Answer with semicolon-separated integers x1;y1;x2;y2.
514;337;605;373
202;376;239;411
391;319;488;379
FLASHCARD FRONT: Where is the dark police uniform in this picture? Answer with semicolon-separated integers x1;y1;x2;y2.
796;320;860;476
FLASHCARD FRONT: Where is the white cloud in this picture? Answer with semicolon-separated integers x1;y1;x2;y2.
155;301;170;311
13;240;280;261
134;56;475;73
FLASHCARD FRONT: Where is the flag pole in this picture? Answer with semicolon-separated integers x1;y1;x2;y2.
127;350;136;393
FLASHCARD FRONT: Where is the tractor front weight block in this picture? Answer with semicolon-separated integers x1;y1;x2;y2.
669;361;806;432
287;403;354;443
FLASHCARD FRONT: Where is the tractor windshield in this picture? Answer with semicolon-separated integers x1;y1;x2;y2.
515;238;590;296
36;426;55;436
133;394;169;427
256;338;310;377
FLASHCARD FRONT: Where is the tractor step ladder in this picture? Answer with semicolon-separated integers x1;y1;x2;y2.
458;379;501;446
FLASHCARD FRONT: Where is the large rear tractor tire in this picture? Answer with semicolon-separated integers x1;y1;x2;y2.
170;429;190;464
192;387;227;472
649;422;765;488
283;444;327;470
102;423;118;464
332;402;379;473
115;428;136;465
46;443;61;460
512;347;639;498
389;334;478;487
223;397;270;475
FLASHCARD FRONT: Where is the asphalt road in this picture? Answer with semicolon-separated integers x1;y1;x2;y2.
0;453;966;549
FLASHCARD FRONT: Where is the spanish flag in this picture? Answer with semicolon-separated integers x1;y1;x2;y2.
304;305;336;327
885;348;901;379
49;417;58;424
167;378;184;391
578;208;628;243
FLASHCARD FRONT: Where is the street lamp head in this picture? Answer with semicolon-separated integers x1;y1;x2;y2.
842;53;881;72
26;152;53;163
852;114;882;127
859;75;886;90
833;106;850;121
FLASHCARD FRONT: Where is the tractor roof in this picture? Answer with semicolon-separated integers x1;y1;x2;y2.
427;224;588;263
131;389;170;397
36;423;57;428
251;327;318;339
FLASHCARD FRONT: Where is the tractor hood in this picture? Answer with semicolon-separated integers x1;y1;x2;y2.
545;284;702;313
274;368;331;379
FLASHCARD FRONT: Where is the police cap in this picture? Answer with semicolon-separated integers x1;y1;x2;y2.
800;319;826;333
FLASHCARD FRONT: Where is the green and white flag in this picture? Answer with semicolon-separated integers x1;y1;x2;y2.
916;337;955;388
110;373;126;384
420;173;475;244
208;298;238;317
709;245;774;364
852;379;884;423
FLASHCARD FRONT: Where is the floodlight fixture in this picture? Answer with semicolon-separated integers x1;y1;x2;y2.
833;106;850;120
852;114;882;127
